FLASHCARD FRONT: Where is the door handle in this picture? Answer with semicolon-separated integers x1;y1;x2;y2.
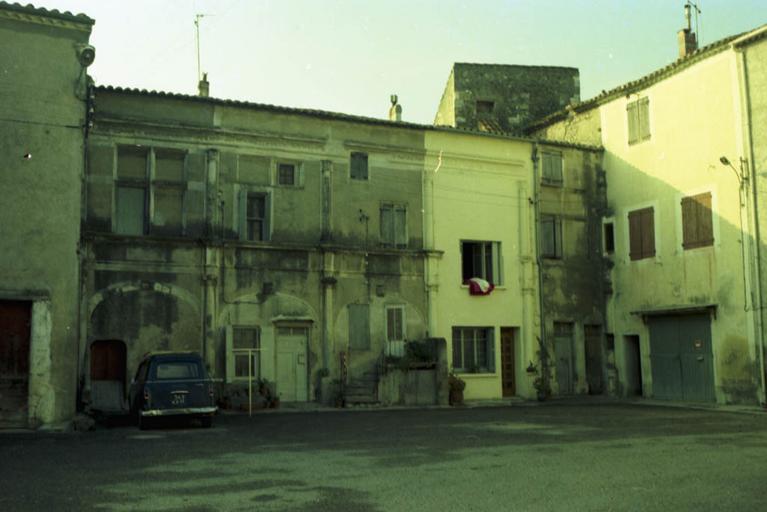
696;356;704;362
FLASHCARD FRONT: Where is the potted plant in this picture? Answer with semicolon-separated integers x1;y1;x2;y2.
532;374;551;401
448;372;466;406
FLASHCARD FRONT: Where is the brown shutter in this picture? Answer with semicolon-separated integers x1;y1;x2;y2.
697;192;714;246
638;97;650;140
681;196;696;249
628;210;642;260
640;207;655;258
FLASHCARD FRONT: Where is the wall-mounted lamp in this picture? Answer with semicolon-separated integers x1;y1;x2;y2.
719;155;747;187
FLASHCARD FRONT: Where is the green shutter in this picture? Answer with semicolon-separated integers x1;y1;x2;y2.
238;187;248;241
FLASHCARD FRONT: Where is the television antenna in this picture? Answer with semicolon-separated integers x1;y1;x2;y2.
194;13;214;81
685;1;702;44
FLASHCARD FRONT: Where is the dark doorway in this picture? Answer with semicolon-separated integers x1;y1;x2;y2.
624;335;643;396
584;325;604;394
553;322;575;395
90;340;127;412
0;300;32;427
500;327;516;397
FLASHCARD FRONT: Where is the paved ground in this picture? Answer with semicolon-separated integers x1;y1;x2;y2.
0;403;765;511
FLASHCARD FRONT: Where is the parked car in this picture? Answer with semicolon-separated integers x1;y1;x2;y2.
129;351;217;429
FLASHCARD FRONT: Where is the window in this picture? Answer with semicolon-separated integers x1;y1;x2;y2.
603;222;615;254
541;151;563;185
348;304;370;350
246;192;269;241
461;241;502;285
350;152;368;180
155;361;201;380
277;163;297;186
386;306;405;342
452;327;495;373
115;146;186;236
628;207;655;260
476;100;495;114
540;216;563;259
233;327;260;380
627;97;650;144
380;204;407;247
116;146;148;235
682;192;713;249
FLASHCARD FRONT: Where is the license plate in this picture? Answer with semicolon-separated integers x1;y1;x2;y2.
171;393;186;406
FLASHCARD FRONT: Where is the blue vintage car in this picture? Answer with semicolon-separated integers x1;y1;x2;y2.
129;352;217;429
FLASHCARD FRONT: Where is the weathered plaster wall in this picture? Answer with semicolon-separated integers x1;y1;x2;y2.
600;50;760;403
531;108;602;147
83;90;428;404
0;10;92;426
433;69;456;127
539;145;606;395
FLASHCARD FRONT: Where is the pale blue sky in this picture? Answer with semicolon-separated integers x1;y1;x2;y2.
39;0;767;124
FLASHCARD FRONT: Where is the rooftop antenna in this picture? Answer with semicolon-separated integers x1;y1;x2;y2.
194;13;214;81
685;1;702;44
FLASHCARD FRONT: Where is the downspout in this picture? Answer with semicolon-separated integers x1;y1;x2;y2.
735;45;766;406
423;148;442;337
531;143;546;378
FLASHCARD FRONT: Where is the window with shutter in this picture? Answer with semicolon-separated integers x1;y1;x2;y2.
460;241;502;284
350;152;368;180
628;207;655;260
380;203;407;248
541;152;563;185
627;98;650;145
682;192;714;249
540;215;563;259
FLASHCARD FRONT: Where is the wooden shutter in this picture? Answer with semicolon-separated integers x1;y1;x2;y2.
394;207;407;247
640;207;655;258
555;218;563;258
380;205;393;245
681;196;697;249
541;217;555;257
638;98;650;140
238;187;248;241
682;192;713;249
628;210;642;260
348;304;370;350
627;102;638;144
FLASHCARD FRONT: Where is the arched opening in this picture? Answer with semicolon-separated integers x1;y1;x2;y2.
90;340;127;413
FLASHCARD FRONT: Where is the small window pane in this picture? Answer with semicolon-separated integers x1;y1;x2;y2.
155;149;185;181
117;146;147;179
116;186;146;235
351;152;369;180
233;328;260;349
155;362;200;380
278;163;296;186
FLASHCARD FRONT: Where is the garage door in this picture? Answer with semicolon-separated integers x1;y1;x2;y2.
648;314;714;402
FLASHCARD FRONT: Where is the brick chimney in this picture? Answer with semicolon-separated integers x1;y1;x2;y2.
198;72;210;97
389;94;402;122
677;3;698;58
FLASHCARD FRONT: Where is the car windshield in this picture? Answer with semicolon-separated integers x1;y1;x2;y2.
154;361;201;380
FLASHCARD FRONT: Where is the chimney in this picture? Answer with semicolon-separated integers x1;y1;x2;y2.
198;72;210;97
677;3;698;58
389;94;402;122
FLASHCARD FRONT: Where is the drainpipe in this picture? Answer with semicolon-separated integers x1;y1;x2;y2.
422;149;441;336
735;46;766;406
531;143;546;385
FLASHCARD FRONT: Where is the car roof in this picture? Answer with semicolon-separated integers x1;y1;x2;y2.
141;351;203;362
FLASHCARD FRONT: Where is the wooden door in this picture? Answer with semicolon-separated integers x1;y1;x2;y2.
554;322;574;395
276;327;308;402
500;327;516;397
0;301;31;426
90;340;127;412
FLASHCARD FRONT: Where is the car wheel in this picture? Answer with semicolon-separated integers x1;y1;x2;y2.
200;416;213;429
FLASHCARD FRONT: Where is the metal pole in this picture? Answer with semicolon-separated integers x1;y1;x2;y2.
194;15;202;82
248;349;252;417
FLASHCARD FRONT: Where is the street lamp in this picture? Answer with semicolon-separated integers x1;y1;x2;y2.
719;156;747;186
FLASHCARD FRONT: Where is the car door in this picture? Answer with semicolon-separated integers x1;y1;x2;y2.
128;361;148;412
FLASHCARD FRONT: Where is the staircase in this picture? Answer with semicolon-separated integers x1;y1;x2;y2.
344;370;380;406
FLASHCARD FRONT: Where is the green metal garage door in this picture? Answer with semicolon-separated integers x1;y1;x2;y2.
648;314;714;403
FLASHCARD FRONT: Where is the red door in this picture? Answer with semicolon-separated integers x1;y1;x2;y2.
0;300;31;427
90;340;127;412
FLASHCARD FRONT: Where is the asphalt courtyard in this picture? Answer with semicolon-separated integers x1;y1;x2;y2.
0;402;765;512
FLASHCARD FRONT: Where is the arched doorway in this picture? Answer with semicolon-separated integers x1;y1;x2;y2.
90;340;127;413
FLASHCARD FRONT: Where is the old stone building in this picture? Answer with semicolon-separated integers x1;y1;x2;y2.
0;3;94;428
81;86;431;410
530;21;767;406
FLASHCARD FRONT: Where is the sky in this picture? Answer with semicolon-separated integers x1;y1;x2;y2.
36;0;767;124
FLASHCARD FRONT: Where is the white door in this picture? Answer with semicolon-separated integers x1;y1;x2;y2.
276;327;308;402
